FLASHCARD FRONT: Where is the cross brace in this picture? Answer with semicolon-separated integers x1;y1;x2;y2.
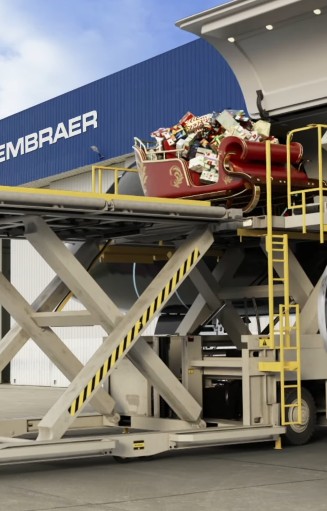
177;247;249;348
22;217;213;440
0;241;98;371
0;242;118;419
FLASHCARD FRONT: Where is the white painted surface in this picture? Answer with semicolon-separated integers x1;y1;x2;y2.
10;241;158;387
110;358;150;416
48;169;114;194
9;161;157;388
178;0;327;117
10;240;105;386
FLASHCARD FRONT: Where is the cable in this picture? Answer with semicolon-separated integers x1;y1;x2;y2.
55;240;111;311
132;262;140;298
175;289;189;310
252;297;261;335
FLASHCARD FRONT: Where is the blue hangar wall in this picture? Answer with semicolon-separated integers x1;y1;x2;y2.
0;38;245;186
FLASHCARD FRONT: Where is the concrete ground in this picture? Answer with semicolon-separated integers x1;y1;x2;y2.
0;385;93;419
1;386;327;511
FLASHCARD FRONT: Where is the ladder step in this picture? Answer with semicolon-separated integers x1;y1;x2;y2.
264;221;301;427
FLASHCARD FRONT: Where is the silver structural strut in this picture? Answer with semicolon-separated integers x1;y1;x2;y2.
22;217;213;440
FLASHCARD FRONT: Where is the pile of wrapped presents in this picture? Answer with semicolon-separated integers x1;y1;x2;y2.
149;109;277;184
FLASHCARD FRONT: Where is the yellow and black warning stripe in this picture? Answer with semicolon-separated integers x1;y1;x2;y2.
68;247;200;416
133;440;145;450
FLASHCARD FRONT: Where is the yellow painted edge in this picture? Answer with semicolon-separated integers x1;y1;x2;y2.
0;184;211;208
238;228;327;241
258;361;281;372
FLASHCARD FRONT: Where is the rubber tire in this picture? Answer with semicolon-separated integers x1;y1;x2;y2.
113;456;131;463
284;387;316;446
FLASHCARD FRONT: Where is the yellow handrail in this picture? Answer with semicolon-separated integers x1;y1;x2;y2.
286;124;327;243
259;140;302;427
265;140;275;347
91;165;139;194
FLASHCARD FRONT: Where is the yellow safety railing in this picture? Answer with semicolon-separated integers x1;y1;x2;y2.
279;303;301;426
260;141;286;350
91;165;139;194
259;140;302;427
286;124;327;243
134;137;183;160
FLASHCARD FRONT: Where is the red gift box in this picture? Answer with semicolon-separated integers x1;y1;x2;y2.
163;139;176;159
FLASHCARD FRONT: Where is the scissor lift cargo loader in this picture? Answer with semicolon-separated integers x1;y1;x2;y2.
1;0;327;463
0;185;288;463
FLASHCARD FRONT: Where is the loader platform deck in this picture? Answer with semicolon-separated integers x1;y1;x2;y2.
0;185;241;243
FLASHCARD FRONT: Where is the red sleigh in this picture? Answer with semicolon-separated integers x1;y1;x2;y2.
133;136;318;213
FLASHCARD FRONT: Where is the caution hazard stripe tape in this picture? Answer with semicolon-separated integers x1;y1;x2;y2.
133;440;145;450
68;247;200;416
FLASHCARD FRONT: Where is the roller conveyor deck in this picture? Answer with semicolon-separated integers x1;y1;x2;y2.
0;185;241;242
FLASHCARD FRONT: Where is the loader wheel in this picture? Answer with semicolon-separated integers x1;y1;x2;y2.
284;387;316;445
113;456;131;463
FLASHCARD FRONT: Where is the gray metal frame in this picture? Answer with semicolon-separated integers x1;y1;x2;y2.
1;193;326;463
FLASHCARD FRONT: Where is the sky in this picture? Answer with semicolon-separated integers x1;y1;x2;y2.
0;0;230;120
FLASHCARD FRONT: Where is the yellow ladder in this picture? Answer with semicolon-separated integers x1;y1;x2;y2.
279;303;301;426
259;141;302;427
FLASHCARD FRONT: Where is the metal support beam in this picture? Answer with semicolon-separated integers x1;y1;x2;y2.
32;310;95;327
0;272;117;419
192;259;250;348
265;244;313;308
23;217;210;437
218;284;284;300
190;260;222;307
36;227;213;440
0;437;116;464
177;248;240;336
300;275;322;334
0;241;100;373
23;217;122;329
128;339;204;427
218;303;251;349
263;242;319;333
0;239;11;383
177;248;248;348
